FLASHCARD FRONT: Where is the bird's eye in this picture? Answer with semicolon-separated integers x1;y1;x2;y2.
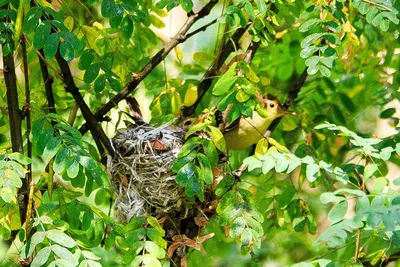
269;103;275;108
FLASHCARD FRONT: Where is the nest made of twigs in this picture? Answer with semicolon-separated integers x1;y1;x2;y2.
109;122;187;222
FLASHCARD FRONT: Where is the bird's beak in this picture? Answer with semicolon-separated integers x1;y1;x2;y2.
278;106;296;115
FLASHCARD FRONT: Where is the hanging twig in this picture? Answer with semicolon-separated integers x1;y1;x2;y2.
79;0;218;135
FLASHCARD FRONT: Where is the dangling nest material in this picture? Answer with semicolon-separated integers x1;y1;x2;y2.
108;122;186;222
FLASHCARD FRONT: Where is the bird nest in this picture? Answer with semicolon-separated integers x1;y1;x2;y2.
108;122;187;222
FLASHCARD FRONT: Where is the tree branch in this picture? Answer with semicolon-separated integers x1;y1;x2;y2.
182;24;251;116
55;51;115;158
2;6;25;243
38;48;56;114
21;35;34;238
79;0;218;135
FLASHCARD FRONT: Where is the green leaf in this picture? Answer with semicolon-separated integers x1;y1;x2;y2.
22;6;42;34
51;244;78;266
230;217;246;238
33;21;51;50
142;254;162;267
78;49;95;70
371;13;383;27
171;150;197;173
46;230;76;248
84;63;100;83
254;0;267;14
94;74;106;92
37;127;54;155
180;0;193;12
380;147;393;161
197;153;213;184
328;200;348;223
107;76;122;91
306;163;319;182
334;167;349;184
60;41;75;61
241;228;252;246
184;122;207;139
177;137;202;158
101;0;115;17
7;152;31;164
364;163;377;180
44;33;60;58
21;232;46;258
372;177;387;194
202;139;218;167
318;64;331;77
207;126;226;151
66;157;79;179
146;228;167;249
243;157;262;171
121;15;133;39
380;108;396;118
175;162;196;186
144;241;165;259
320;192;345;204
300;45;319;58
147;216;165;235
42;137;61;162
78;156;97;170
356;195;369;212
301;33;323;48
212;62;238;96
1;187;12;203
300;18;322;32
215;175;235;196
31;247;51;267
110;5;124;28
53;148;69;174
59;31;83;51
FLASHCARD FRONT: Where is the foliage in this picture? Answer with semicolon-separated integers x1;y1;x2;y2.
0;0;400;266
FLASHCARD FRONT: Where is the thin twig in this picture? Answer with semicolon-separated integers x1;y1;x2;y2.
79;0;218;135
182;25;251;116
354;229;361;262
362;0;392;11
185;17;219;40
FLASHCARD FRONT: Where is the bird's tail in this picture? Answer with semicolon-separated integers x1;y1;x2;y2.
125;96;146;125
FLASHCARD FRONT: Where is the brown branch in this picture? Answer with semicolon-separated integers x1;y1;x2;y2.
79;0;218;135
182;25;251;116
2;7;25;244
185;17;218;40
38;49;56;114
55;51;114;158
21;35;34;238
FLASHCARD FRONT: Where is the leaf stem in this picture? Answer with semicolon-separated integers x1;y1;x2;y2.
362;0;392;12
354;229;361;262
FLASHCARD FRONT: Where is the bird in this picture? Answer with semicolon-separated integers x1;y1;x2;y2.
222;96;295;151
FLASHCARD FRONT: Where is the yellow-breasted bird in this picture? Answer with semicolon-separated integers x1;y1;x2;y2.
222;96;295;151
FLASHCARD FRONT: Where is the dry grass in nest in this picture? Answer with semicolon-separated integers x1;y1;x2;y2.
108;122;186;222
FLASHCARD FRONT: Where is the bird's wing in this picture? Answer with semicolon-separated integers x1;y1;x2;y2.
222;117;240;133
